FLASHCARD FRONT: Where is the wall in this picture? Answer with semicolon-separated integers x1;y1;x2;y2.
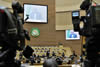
56;10;86;30
56;0;81;11
56;0;100;30
0;0;100;56
18;0;82;55
0;0;12;8
56;0;100;11
18;0;56;45
55;0;100;55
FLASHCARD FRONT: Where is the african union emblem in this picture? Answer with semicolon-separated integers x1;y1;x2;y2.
30;28;40;37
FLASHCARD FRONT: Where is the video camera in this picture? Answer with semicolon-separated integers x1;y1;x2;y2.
72;0;100;36
72;0;100;67
0;1;33;67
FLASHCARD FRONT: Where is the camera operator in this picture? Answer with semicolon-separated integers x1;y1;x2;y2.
72;0;100;67
0;1;33;67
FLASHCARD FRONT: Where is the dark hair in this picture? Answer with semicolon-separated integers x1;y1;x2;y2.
43;58;58;67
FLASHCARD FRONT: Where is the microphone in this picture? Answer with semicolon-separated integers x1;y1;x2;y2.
25;15;29;21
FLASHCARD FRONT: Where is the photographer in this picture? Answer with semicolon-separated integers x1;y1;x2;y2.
72;0;100;67
0;1;33;67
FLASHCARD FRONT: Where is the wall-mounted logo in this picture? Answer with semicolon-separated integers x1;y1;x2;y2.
30;28;40;37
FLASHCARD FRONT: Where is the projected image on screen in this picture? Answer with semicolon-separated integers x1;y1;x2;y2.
65;30;80;40
24;4;48;23
72;11;79;17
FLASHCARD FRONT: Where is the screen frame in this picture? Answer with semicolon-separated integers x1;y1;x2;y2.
72;11;80;19
72;11;79;17
65;30;80;40
23;3;48;24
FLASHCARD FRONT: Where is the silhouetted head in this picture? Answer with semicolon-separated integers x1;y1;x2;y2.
43;58;58;67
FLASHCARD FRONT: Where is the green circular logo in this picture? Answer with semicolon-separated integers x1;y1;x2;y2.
30;28;40;37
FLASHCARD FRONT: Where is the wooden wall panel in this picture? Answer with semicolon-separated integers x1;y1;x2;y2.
56;11;73;30
56;10;86;30
18;0;81;55
18;0;56;46
56;0;100;11
0;0;11;8
56;0;81;11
